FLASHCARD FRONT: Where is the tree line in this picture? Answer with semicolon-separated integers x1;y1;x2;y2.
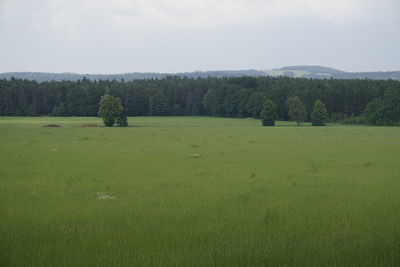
0;76;399;125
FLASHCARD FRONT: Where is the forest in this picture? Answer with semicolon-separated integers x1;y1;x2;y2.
0;76;399;124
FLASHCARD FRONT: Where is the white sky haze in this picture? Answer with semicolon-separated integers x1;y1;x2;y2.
0;0;399;73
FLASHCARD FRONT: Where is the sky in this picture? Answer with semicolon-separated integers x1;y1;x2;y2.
0;0;399;74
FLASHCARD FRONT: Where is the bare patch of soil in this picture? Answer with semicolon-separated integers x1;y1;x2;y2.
42;124;60;127
82;123;98;127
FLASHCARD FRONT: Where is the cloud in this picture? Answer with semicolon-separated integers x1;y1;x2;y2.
0;0;389;45
84;0;371;29
0;0;399;73
3;0;372;35
0;0;7;20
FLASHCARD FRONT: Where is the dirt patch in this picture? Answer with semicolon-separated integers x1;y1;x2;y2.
82;123;99;127
42;124;60;127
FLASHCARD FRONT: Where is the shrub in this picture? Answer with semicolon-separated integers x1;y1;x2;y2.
116;115;128;127
260;99;278;126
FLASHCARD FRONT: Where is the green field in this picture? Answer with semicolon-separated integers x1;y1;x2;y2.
1;117;400;266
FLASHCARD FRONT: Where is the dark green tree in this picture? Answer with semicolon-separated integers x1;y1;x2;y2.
381;87;400;125
286;96;307;125
246;92;266;118
203;88;224;116
51;103;69;116
363;87;400;126
149;93;169;116
363;98;384;125
26;104;38;117
98;94;124;127
311;99;328;126
1;75;400;122
260;99;278;126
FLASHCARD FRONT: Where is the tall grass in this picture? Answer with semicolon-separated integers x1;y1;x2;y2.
1;117;399;266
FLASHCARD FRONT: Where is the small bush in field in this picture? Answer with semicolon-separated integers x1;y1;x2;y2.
260;99;278;126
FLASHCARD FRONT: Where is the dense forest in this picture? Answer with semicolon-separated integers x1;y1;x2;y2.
0;76;399;123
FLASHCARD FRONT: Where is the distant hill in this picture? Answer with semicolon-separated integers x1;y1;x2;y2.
1;66;399;81
0;70;267;82
263;66;400;80
279;65;346;75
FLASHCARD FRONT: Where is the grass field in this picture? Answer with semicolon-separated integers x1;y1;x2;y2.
1;116;400;266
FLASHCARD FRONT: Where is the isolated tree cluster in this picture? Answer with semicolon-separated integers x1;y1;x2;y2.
261;97;328;126
98;94;128;127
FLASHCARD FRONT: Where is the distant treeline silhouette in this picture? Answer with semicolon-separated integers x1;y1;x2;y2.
0;76;399;122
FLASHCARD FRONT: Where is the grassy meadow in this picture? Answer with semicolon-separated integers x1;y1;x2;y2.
0;116;400;266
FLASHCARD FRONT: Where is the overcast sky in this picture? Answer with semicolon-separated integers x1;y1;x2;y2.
0;0;399;73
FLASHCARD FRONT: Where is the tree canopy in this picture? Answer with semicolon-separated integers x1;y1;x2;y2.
364;87;400;126
98;94;126;127
286;96;307;125
0;76;399;126
260;99;278;126
311;100;328;126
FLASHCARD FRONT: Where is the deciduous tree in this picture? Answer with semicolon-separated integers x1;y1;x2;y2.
98;94;124;127
311;99;328;126
260;99;278;126
286;96;307;125
363;87;400;125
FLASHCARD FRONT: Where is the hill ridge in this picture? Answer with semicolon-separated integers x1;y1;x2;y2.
1;66;400;81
